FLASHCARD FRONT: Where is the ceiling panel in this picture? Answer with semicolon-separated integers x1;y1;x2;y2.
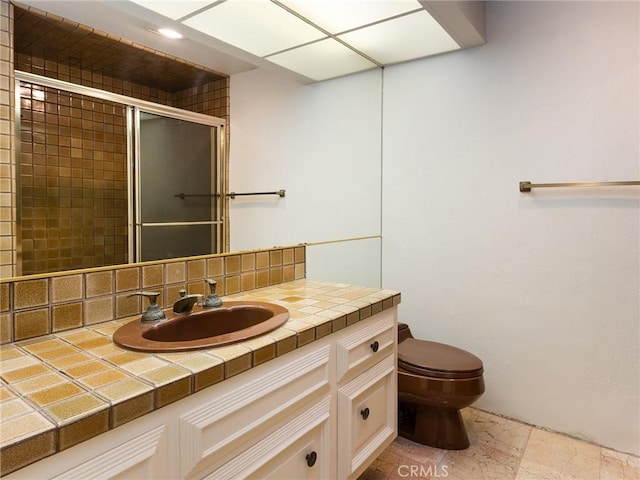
130;0;213;21
339;10;461;65
267;38;377;81
183;0;326;57
277;0;422;34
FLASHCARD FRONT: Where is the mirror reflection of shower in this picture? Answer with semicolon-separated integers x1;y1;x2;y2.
16;75;224;275
135;110;223;262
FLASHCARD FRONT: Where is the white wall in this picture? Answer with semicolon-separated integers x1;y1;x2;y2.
382;1;639;455
229;67;383;285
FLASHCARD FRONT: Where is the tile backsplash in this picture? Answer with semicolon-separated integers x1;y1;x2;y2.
0;246;306;344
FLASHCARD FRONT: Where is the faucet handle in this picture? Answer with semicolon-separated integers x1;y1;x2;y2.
203;279;222;308
128;291;166;323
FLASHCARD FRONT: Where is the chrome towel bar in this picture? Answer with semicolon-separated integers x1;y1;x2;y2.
174;190;286;199
519;181;640;192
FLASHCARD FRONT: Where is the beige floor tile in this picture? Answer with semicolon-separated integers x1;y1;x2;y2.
515;428;601;480
359;409;640;480
600;448;640;480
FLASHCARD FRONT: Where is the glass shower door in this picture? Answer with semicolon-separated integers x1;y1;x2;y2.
134;109;223;262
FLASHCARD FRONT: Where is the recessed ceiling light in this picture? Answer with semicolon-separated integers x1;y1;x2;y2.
156;27;183;39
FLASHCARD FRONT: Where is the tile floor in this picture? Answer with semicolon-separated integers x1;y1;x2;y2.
359;408;640;480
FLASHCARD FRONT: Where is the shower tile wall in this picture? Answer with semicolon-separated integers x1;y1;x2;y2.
0;0;15;279
18;84;128;275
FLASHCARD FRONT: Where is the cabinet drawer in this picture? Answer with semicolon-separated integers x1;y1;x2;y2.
52;425;169;480
180;344;331;479
338;354;397;480
203;396;331;480
337;309;395;382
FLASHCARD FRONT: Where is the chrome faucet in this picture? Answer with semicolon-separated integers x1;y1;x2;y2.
173;289;201;314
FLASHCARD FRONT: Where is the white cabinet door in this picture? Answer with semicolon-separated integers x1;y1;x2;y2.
338;355;397;480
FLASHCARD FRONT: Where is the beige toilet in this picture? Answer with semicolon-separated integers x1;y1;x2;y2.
397;322;485;449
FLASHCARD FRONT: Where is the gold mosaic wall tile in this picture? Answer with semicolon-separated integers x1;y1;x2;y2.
256;270;269;288
142;264;163;288
85;271;113;298
50;275;83;303
283;248;294;265
225;255;240;274
256;251;269;269
52;302;83;332
225;275;240;295
269;250;282;267
241;272;255;292
207;257;224;276
283;265;295;282
166;261;186;284
13;279;48;309
0;0;14;281
187;258;205;280
115;267;140;292
270;267;283;285
241;253;255;272
115;293;140;319
0;283;9;311
14;308;49;340
0;312;11;343
84;297;113;325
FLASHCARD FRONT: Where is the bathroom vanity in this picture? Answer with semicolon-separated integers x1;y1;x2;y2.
1;281;399;480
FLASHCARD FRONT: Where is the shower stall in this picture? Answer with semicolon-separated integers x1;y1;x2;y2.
16;72;225;275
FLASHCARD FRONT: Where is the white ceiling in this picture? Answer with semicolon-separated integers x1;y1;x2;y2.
17;0;486;83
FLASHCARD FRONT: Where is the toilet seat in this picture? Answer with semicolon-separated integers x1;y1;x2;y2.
398;338;484;380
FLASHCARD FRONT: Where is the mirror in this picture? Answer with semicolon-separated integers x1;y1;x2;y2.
10;3;229;276
4;2;385;288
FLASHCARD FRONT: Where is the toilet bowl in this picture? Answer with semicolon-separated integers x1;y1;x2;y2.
397;322;485;450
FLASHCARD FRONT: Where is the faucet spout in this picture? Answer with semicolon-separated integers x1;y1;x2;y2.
173;294;201;314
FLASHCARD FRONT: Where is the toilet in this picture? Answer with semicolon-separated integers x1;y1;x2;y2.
397;322;485;450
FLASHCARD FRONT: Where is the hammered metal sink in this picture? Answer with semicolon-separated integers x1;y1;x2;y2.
113;301;289;352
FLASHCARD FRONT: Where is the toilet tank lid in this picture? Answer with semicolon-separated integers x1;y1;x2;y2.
398;338;483;375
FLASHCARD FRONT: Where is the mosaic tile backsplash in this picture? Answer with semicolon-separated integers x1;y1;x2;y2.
0;246;307;345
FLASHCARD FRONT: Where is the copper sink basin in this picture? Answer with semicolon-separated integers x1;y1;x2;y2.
113;301;289;352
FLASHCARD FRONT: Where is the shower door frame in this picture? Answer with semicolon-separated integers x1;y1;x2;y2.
129;105;225;263
14;71;226;268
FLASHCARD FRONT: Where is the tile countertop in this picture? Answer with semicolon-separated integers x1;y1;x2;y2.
0;280;401;475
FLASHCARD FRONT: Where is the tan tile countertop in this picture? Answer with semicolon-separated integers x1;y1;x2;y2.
0;279;401;475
